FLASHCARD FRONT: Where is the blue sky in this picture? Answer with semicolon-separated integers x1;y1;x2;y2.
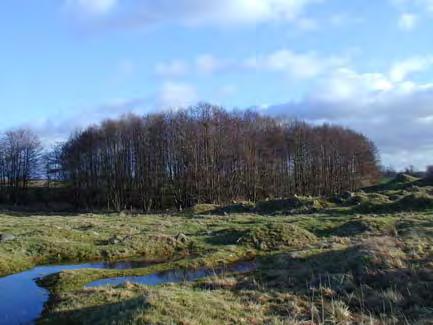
1;0;433;169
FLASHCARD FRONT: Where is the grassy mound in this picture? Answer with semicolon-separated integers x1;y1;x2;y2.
187;204;220;215
331;220;374;236
335;191;391;207
213;201;255;215
240;223;317;250
0;252;32;276
391;193;433;211
355;192;433;213
259;236;406;290
40;283;267;325
365;173;420;192
332;216;396;237
255;197;329;215
394;173;419;183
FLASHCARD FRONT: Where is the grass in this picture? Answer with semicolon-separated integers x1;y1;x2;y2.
2;175;433;324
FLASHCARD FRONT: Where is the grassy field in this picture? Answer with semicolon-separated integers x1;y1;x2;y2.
2;175;433;324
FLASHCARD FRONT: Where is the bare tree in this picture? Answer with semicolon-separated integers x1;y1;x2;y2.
55;104;380;211
0;129;41;203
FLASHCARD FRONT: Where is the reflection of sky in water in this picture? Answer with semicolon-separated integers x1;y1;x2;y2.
0;260;255;325
86;262;257;287
0;260;153;325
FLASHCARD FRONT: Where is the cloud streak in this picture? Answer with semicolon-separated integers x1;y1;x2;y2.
66;0;323;27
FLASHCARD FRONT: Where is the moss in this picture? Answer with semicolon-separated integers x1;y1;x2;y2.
187;204;220;215
3;193;433;324
255;197;330;215
332;216;396;237
365;173;421;192
392;193;433;211
213;201;256;214
0;214;205;277
0;252;33;275
394;173;420;183
354;192;433;213
332;220;374;236
239;223;317;250
39;248;256;294
39;284;269;325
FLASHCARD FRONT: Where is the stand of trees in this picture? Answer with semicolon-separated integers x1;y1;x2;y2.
57;104;380;211
0;129;42;204
0;104;380;210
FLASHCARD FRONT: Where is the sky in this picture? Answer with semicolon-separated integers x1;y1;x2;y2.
1;0;433;170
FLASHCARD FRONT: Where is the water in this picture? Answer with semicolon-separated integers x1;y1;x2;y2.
86;261;256;287
0;260;153;325
0;260;256;325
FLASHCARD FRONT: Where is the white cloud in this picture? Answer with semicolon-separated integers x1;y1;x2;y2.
389;56;433;82
251;50;347;79
417;0;433;12
196;55;220;75
155;55;230;77
392;0;433;11
266;65;433;170
155;49;347;80
67;0;117;15
157;82;198;108
391;0;433;27
66;0;323;27
398;13;418;30
155;60;189;78
312;68;393;103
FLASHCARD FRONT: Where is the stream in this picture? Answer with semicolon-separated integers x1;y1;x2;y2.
0;260;256;325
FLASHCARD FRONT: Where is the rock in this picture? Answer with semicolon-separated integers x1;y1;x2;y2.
0;233;16;242
288;251;303;258
175;233;189;243
108;235;123;245
341;191;355;200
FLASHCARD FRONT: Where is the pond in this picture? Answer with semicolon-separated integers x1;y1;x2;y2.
86;261;256;287
0;260;256;325
0;259;154;325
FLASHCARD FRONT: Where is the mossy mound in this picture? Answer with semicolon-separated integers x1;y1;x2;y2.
240;223;317;250
332;220;374;236
255;197;329;215
214;201;255;214
332;216;396;237
394;173;419;183
355;193;433;213
187;204;220;215
259;236;405;289
391;193;433;212
205;228;247;245
365;173;421;192
337;192;391;207
0;253;32;276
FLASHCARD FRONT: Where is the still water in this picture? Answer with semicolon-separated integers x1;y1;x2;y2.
0;260;256;325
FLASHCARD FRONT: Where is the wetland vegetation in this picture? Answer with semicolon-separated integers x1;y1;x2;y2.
1;173;433;324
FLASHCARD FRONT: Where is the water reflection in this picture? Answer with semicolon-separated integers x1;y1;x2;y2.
0;260;255;325
86;261;256;287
